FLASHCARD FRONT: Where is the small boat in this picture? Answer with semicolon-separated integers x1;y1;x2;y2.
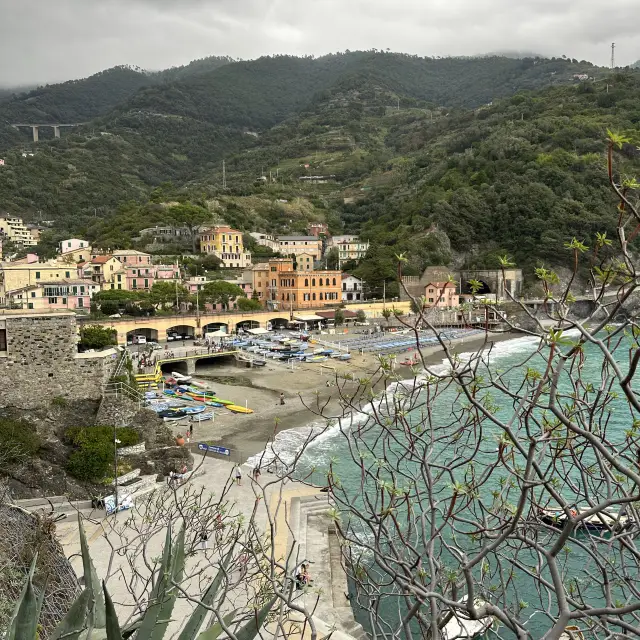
210;397;234;406
159;409;188;421
179;405;206;415
253;360;267;367
205;401;225;408
172;372;193;383
537;507;632;532
190;412;214;422
335;353;352;361
227;405;254;414
306;356;328;363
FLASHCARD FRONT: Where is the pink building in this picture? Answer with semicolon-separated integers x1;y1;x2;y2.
424;282;459;308
6;279;100;311
127;264;179;291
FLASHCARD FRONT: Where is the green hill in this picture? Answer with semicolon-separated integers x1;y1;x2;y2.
0;51;634;284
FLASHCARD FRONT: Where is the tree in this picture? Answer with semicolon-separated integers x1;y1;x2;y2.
325;247;340;270
236;296;262;311
356;309;367;323
381;307;392;325
334;308;345;326
202;280;244;310
169;203;212;253
98;300;120;316
149;281;188;309
79;324;117;349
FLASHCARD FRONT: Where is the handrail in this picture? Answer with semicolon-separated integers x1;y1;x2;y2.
102;382;144;408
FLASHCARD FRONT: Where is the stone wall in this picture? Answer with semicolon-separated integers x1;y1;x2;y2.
0;313;118;410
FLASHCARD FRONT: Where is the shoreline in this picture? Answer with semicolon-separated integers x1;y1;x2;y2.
170;330;525;463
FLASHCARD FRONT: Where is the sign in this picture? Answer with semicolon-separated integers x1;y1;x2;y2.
199;443;230;456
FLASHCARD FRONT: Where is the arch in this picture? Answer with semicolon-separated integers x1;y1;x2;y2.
160;360;189;376
203;322;229;335
269;317;289;330
126;328;159;344
236;320;260;331
325;278;330;286
305;278;309;286
194;354;236;372
166;324;196;339
312;278;316;286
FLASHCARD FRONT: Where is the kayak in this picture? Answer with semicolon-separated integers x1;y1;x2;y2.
210;397;235;406
227;405;254;414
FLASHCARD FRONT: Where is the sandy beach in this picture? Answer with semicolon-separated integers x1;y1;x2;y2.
165;330;522;463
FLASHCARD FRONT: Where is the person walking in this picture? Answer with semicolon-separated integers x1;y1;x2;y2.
235;465;242;486
199;531;209;551
280;393;285;405
253;466;261;483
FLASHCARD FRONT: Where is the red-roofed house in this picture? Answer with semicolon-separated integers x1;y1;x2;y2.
424;282;459;308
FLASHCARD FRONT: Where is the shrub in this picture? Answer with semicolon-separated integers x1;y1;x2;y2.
79;325;117;350
64;426;140;482
0;419;41;463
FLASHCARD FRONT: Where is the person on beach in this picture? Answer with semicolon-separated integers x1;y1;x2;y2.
199;531;208;550
235;465;242;485
280;393;285;405
253;466;261;482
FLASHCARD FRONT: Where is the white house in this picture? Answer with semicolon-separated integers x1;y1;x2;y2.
342;274;363;302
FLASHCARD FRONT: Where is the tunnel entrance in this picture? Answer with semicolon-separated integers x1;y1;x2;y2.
126;328;159;344
462;279;491;296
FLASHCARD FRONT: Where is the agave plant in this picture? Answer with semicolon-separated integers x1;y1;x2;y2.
5;514;275;640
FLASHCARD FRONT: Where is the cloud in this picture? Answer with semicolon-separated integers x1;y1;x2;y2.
0;0;638;86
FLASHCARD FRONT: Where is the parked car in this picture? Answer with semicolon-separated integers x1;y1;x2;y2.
132;335;147;344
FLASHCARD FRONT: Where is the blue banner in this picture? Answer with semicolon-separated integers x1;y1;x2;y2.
198;443;231;456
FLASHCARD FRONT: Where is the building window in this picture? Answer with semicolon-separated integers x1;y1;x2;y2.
49;297;57;304
0;329;6;351
312;293;316;301
333;278;336;286
35;272;40;279
144;279;149;288
319;293;323;301
62;298;67;305
65;271;70;278
118;284;122;290
305;279;309;286
429;298;434;303
78;298;84;308
31;292;36;298
27;303;34;310
312;279;316;286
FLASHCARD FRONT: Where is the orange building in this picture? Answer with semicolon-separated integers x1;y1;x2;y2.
247;258;341;310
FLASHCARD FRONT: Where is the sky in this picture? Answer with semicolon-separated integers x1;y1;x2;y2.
1;0;639;86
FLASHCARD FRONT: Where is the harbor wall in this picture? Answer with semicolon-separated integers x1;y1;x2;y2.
0;313;117;409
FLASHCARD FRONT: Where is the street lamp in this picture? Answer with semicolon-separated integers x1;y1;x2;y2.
114;435;121;514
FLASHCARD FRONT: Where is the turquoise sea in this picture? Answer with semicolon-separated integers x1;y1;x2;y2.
251;332;640;638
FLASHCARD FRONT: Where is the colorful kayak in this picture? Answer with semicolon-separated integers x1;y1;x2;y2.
210;397;235;406
227;405;254;414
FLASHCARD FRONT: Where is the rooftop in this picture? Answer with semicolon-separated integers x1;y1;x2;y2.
278;236;319;241
112;250;150;256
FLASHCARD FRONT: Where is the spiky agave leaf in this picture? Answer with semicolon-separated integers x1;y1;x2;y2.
177;542;236;640
6;554;39;640
233;597;277;640
103;581;123;640
196;611;237;640
78;513;106;628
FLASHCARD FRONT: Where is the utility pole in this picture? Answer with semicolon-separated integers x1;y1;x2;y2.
611;42;616;69
222;160;227;189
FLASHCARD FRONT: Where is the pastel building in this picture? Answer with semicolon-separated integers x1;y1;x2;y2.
327;235;369;263
248;258;341;310
342;274;364;302
112;250;152;266
0;261;82;305
277;236;322;261
78;256;124;290
425;282;459;308
5;279;100;311
126;264;180;292
200;226;252;268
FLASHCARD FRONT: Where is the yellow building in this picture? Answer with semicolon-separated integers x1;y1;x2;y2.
199;226;252;268
0;261;80;305
78;256;126;290
296;252;315;271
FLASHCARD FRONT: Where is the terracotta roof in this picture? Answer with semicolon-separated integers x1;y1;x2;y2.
90;256;113;264
426;281;456;289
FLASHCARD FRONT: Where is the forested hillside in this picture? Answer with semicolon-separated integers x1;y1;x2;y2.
0;51;636;286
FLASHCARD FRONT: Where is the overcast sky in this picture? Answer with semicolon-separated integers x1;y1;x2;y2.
1;0;639;86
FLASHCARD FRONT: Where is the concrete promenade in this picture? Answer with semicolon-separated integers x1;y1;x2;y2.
53;454;365;639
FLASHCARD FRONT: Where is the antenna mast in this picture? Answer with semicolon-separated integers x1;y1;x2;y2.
611;42;616;69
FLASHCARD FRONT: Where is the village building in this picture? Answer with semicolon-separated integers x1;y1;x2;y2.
0;215;38;247
424;282;460;308
0;261;83;305
78;256;124;290
326;235;370;263
112;249;153;266
276;236;323;261
249;232;280;252
5;279;100;311
126;264;179;291
58;238;92;263
247;258;341;310
307;222;329;237
200;226;252;268
342;274;364;302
